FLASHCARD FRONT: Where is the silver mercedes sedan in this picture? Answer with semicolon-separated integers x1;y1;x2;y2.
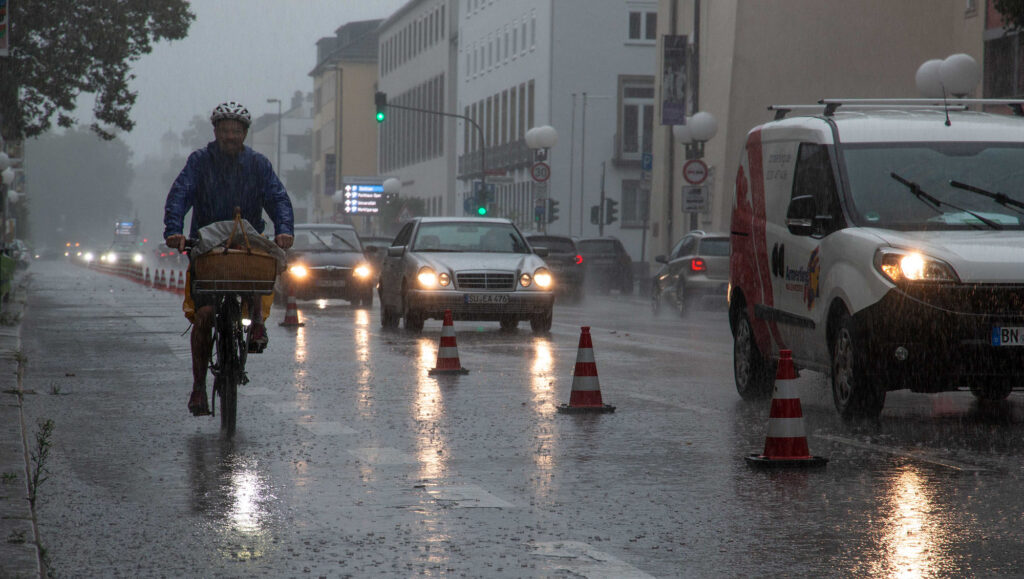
378;217;554;333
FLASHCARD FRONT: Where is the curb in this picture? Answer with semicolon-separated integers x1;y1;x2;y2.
0;273;43;579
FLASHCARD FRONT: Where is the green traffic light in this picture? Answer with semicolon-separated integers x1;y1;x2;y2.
376;111;385;123
477;206;487;216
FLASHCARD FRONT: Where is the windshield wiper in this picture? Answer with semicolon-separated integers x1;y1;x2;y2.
949;180;1024;216
331;232;359;251
308;231;332;250
890;172;1002;230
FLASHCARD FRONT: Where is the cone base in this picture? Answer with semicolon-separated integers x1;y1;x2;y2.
557;403;616;414
279;321;305;327
428;367;469;375
745;454;828;468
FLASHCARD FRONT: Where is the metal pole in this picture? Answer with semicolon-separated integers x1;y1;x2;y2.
276;100;282;173
598;161;606;236
689;0;701;231
579;92;587;236
568;93;576;235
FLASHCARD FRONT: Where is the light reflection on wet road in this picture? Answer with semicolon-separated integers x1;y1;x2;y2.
19;262;1024;577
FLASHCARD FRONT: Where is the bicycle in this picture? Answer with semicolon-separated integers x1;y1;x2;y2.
184;217;278;433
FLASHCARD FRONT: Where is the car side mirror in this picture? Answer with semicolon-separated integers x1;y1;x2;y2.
533;246;549;257
655;254;668;264
387;245;405;258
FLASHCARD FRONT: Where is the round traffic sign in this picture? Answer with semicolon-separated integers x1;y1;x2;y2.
531;162;551;182
683;159;708;185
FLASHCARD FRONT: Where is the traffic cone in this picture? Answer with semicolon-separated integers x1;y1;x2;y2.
557;326;615;414
429;310;469;375
279;287;305;327
177;270;186;294
145;267;151;287
746;349;828;468
156;269;164;289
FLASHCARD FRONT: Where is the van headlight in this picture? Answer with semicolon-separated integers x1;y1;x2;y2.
875;248;959;284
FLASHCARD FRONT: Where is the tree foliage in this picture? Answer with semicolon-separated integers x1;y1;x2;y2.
0;0;194;141
994;0;1024;31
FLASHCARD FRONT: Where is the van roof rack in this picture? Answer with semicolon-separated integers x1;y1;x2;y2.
767;98;1024;120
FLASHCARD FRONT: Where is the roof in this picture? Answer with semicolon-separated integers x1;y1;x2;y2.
415;216;514;224
760;109;1024;145
309;19;382;77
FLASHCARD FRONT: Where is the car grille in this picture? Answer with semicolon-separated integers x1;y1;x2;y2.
310;266;351;280
456;271;516;290
903;284;1024;317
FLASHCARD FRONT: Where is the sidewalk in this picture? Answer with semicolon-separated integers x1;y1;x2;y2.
0;271;43;579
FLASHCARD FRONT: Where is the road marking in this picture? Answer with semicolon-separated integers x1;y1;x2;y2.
300;421;356;435
348;447;418;464
534;541;654;578
423;484;514;508
818;434;989;472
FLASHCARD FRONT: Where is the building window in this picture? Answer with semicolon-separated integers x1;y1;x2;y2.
629;11;657;41
621;179;650;227
619;79;655;160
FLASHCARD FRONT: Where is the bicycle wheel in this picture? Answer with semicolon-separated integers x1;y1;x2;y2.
217;300;241;434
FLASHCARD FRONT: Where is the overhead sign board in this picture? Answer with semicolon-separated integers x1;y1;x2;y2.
340;177;395;214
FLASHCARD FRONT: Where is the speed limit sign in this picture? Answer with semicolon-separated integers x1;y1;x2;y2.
531;162;551;182
683;159;708;185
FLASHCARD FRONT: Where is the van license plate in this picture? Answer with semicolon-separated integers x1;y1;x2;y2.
991;327;1024;346
464;294;509;304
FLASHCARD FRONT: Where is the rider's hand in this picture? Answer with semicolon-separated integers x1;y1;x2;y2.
275;234;294;250
165;235;186;252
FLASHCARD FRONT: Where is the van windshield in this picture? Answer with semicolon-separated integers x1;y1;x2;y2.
843;142;1024;231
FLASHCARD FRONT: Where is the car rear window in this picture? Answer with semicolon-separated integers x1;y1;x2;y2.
699;238;730;257
578;240;617;254
529;237;575;252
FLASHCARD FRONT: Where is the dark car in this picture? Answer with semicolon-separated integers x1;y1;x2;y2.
651;230;730;316
577;236;633;295
525;234;585;302
275;224;375;306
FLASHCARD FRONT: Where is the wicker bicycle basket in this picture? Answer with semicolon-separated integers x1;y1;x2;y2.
191;213;279;294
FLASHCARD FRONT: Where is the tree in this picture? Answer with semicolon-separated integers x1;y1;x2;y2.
994;0;1024;31
0;0;194;141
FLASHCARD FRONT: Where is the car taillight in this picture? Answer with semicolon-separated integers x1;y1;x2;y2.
575;254;583;265
690;258;706;272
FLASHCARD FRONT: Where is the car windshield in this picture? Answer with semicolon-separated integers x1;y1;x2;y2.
578;240;617;254
529;237;576;253
843;142;1024;231
699;238;730;256
292;228;363;252
413;221;530;253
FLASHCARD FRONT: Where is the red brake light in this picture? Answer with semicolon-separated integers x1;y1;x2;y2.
690;258;706;272
575;254;583;265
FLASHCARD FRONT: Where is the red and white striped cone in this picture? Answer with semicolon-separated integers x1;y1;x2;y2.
279;287;305;327
557;326;615;414
144;267;151;287
177;270;186;294
429;310;469;375
746;349;828;468
156;269;165;289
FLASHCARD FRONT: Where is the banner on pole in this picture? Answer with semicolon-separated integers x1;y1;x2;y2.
661;34;688;125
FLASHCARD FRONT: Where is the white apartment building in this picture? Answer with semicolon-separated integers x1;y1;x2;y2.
458;0;658;260
377;0;460;218
251;91;314;222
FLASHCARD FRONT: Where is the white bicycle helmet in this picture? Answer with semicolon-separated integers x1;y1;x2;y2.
210;101;252;128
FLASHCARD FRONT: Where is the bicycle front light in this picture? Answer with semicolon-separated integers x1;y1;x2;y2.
289;264;309;278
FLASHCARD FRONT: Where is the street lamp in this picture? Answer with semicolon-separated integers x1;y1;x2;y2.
266;98;282;172
916;54;980;99
382;178;401;195
673;111;718;160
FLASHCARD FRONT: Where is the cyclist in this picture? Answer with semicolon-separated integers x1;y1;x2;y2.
164;101;295;416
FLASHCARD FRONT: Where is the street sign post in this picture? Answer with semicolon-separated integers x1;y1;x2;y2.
683;159;709;185
530;162;551;182
682;185;709;212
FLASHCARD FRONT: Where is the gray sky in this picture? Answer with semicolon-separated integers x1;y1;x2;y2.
113;0;407;160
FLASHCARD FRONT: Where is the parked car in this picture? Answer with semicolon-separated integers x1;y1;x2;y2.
576;236;633;295
651;230;730;316
275;224;375;306
525;234;585;302
378;217;554;333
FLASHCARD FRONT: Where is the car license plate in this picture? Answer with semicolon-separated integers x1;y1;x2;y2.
464;293;509;304
991;327;1024;346
319;280;346;287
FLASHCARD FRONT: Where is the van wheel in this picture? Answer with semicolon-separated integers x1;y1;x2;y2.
970;379;1013;402
832;313;885;419
733;308;773;400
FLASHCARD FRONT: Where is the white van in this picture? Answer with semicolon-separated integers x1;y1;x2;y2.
728;99;1024;419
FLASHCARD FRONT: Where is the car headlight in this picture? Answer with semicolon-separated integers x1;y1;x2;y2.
417;267;437;287
83;252;94;262
520;273;532;287
354;264;371;278
107;253;118;263
133;253;144;263
875;248;959;284
534;268;552;288
438;272;451;287
289;264;309;278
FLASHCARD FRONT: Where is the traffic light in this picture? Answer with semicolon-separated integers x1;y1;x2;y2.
604;198;619;224
476;199;489;216
546;198;560;223
590;205;600;225
374;91;387;123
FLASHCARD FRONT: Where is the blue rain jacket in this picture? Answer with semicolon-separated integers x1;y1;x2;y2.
163;141;294;240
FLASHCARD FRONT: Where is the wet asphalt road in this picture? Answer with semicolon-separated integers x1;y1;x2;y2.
17;260;1024;577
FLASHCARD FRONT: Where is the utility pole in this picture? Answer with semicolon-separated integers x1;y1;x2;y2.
598;161;606;236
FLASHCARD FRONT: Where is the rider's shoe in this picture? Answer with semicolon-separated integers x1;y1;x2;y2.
188;389;211;416
248;321;268;353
